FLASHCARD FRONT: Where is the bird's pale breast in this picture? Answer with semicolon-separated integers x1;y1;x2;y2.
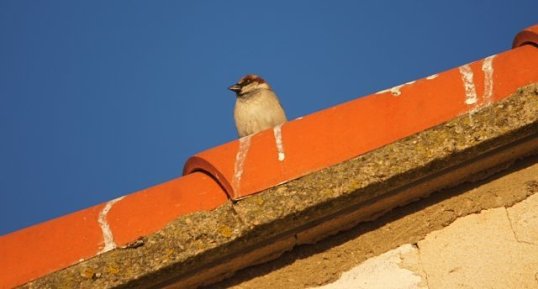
234;90;287;137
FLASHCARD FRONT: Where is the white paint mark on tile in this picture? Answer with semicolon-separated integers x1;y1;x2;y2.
98;196;125;254
426;74;438;80
376;80;416;96
232;135;252;193
481;55;495;105
459;64;478;105
273;124;285;162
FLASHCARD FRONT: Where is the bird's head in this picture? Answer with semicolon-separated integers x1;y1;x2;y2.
228;74;272;97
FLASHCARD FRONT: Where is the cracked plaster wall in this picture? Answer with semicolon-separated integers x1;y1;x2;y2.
311;183;538;289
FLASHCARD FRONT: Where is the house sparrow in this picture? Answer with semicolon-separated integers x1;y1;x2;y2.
229;74;287;137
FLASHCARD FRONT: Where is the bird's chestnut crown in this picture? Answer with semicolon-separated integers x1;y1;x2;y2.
229;74;271;96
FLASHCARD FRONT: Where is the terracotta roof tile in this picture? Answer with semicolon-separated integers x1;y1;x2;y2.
513;24;538;48
0;172;226;289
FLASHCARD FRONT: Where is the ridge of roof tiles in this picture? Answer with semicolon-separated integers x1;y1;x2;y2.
184;24;538;200
0;24;537;289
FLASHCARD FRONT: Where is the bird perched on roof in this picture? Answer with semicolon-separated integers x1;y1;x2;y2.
228;74;288;137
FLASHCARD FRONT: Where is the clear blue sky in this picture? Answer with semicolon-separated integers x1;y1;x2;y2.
1;1;536;235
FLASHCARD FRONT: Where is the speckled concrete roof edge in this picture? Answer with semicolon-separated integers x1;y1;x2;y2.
21;84;538;289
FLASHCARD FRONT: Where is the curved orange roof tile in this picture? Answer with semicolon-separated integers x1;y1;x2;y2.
513;24;538;48
0;172;227;289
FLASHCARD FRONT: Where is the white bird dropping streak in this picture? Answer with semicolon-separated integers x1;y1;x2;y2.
376;80;416;96
273;124;285;161
459;64;478;105
232;135;252;192
98;196;125;253
482;55;495;105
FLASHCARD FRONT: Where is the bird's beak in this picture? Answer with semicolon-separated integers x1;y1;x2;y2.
228;84;241;92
